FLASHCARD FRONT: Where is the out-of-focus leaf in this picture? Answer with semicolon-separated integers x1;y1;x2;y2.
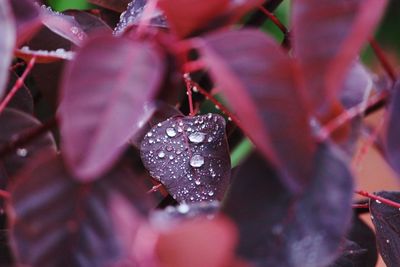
60;35;164;180
114;0;167;35
0;0;15;99
291;0;388;115
63;10;112;34
369;191;400;267
0;108;56;179
385;81;400;176
158;0;229;37
9;0;42;45
140;114;231;202
156;216;237;267
6;72;34;114
40;5;87;46
88;0;131;12
222;143;353;267
199;29;314;192
8;152;152;267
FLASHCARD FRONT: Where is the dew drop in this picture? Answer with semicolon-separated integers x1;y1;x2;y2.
148;139;154;144
16;148;28;157
190;154;204;168
169;155;174;160
177;203;189;214
158;151;165;158
188;132;206;144
157;122;162;127
375;199;382;204
386;239;390;244
166;127;177;137
166;146;173;152
208;191;214;196
147;132;153;137
195;180;201;185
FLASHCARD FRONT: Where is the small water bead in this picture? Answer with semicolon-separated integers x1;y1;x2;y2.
375;199;382;204
190;154;205;168
148;139;154;144
158;151;165;158
188;132;206;144
157;123;162;127
166;146;173;152
16;148;28;157
147;132;153;137
177;203;190;214
195;180;201;185
166;127;177;137
208;191;214;196
169;155;174;160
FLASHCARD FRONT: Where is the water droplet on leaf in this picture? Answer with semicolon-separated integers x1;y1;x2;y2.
190;154;204;168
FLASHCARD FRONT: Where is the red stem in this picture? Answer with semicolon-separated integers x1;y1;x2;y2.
355;190;400;209
352;203;369;209
0;56;36;114
188;80;241;126
183;74;195;116
318;90;389;141
369;39;397;83
258;6;288;34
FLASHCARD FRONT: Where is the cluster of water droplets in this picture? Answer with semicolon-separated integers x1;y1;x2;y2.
19;46;75;60
114;0;168;35
140;113;230;203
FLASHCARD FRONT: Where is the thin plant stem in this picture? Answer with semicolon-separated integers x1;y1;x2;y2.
370;39;397;83
0;56;36;115
355;190;400;209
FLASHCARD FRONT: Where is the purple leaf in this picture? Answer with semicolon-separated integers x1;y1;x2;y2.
0;0;15;99
88;0;131;13
0;108;56;178
291;0;388;115
130;101;183;148
199;29;315;192
369;191;400;267
59;34;164;180
222;143;353;267
40;5;87;46
8;152;152;267
140;114;231;203
63;10;112;34
9;0;42;45
385;81;400;176
114;0;167;35
6;71;34;114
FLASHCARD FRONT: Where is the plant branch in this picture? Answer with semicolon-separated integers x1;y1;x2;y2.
0;56;36;114
370;39;397;83
355;190;400;209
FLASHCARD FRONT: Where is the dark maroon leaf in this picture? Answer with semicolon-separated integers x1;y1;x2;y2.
114;0;167;35
385;81;400;176
329;240;367;267
6;71;34;114
369;191;400;267
140;114;231;203
0;0;15;98
345;214;378;267
40;5;87;46
59;34;164;180
0;108;56;178
9;0;42;45
130;101;183;148
199;29;315;192
222;143;353;267
88;0;131;13
291;0;388;115
63;10;112;34
8;152;152;267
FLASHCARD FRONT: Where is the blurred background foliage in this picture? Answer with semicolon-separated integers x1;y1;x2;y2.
47;0;400;66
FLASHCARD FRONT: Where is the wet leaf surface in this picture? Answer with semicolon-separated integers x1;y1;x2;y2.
369;191;400;267
8;152;152;267
222;143;353;267
140;114;231;203
385;81;400;177
329;240;367;267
